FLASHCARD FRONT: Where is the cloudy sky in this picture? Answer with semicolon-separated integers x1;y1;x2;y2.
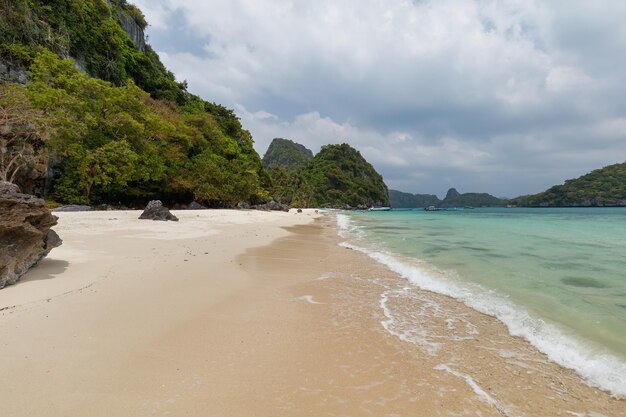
133;0;626;198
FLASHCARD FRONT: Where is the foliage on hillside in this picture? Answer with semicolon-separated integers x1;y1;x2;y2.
513;162;626;207
0;1;272;206
299;144;389;208
262;141;390;208
0;0;189;104
266;166;313;207
261;138;313;170
0;83;50;183
10;51;268;206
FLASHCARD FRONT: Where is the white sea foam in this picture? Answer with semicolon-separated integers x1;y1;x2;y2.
336;214;352;238
434;364;514;416
316;272;333;281
379;290;441;355
297;295;322;304
336;214;626;399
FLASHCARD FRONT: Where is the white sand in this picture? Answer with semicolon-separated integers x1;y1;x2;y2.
1;208;623;417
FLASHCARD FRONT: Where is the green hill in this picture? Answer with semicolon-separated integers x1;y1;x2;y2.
265;142;389;208
301;144;389;208
389;190;440;208
439;189;507;208
513;162;626;207
1;0;269;207
261;138;313;170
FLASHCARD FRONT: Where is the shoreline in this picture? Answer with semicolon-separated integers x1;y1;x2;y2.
0;210;623;416
336;210;626;401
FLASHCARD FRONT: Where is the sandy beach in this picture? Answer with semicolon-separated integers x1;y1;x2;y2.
0;210;624;416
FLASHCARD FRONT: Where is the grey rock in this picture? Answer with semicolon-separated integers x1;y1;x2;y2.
188;201;206;210
0;59;29;84
236;201;251;210
252;200;290;212
0;182;62;289
445;188;461;200
0;181;21;195
139;200;178;221
116;11;146;52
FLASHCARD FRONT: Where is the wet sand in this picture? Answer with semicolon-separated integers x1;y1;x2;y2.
0;211;623;416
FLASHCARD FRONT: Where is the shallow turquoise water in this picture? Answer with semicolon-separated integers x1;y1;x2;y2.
344;208;626;360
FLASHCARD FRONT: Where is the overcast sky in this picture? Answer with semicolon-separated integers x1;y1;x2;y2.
133;0;626;198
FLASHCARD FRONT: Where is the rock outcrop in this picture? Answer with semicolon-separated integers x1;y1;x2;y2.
0;181;62;289
252;200;290;212
116;11;146;52
445;188;461;200
138;200;178;221
0;60;28;84
187;201;206;210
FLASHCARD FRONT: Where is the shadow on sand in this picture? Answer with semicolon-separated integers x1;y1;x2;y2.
18;259;70;284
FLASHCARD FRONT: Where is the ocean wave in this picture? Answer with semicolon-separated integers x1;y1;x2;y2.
335;214;626;398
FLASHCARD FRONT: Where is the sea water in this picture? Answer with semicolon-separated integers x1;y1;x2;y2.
337;208;626;397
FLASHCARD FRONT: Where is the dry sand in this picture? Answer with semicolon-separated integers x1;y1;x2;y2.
0;210;624;416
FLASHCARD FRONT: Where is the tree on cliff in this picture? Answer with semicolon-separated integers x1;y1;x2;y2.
0;83;50;184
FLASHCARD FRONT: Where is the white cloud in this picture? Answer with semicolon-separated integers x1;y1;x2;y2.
546;66;594;93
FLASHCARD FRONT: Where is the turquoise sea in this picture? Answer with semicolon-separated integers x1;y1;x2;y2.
337;208;626;397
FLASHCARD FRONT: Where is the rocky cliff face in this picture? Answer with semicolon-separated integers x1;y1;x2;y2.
0;60;28;84
116;11;146;52
445;188;461;200
262;138;314;170
0;182;62;289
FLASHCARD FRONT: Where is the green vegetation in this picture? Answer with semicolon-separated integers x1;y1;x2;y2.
389;190;440;208
265;166;313;207
300;144;389;208
262;141;390;208
513;162;626;207
0;83;49;184
1;0;186;103
4;51;268;206
261;138;313;170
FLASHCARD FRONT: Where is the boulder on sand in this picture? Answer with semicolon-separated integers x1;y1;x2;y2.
187;201;206;210
0;181;62;289
138;200;178;221
252;199;290;212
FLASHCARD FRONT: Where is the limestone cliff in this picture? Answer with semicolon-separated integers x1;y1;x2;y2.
116;10;146;52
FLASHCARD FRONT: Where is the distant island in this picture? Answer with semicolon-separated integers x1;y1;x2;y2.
511;161;626;207
390;188;507;208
